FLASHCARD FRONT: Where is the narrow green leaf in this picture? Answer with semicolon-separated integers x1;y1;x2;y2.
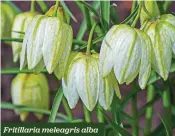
12;31;25;34
1;37;88;46
76;1;100;41
163;1;172;12
100;110;132;136
100;1;110;30
1;38;23;43
5;1;22;13
60;1;77;22
1;102;68;120
48;88;63;122
37;1;48;13
79;1;99;17
121;4;139;24
157;113;172;136
139;93;160;117
1;68;47;74
110;3;119;24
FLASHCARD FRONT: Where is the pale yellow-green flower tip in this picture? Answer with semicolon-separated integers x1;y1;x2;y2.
143;14;175;81
11;11;39;63
11;74;49;121
100;24;152;90
0;3;18;45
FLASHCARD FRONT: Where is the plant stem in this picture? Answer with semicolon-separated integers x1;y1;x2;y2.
96;104;104;123
131;0;137;13
131;2;142;27
131;82;139;136
144;85;154;135
37;1;48;13
82;4;92;32
163;1;172;13
83;105;91;123
86;22;98;55
30;0;35;12
53;0;60;17
62;96;73;121
48;88;63;122
162;81;172;127
1;102;68;120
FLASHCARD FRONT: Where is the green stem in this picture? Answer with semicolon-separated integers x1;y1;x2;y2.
131;2;142;27
131;82;139;136
82;5;92;32
48;88;63;122
1;102;68;120
144;85;154;135
131;0;137;13
163;1;172;13
83;105;91;123
96;104;104;123
62;96;73;121
162;81;172;127
86;22;98;55
30;0;35;12
53;0;60;17
37;1;48;13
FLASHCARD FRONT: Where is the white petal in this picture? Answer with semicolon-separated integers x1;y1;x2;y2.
42;17;64;73
63;75;79;109
136;30;152;89
76;57;99;111
113;25;141;84
54;24;73;79
20;16;40;70
27;16;48;69
11;14;26;62
99;75;114;110
99;25;118;76
153;22;172;80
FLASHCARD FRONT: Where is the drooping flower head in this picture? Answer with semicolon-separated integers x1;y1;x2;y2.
11;74;49;121
100;24;152;89
20;5;73;77
62;52;121;111
11;11;39;62
142;14;175;80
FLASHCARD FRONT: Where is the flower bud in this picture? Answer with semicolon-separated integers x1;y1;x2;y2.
20;6;73;76
0;3;17;45
143;14;175;80
100;24;152;89
11;74;49;121
11;12;38;62
140;1;160;25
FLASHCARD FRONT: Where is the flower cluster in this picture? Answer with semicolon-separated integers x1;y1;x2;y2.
11;74;49;121
13;1;175;111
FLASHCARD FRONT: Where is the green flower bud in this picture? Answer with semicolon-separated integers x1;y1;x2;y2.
143;14;175;80
140;1;160;25
0;3;17;45
11;74;49;121
63;53;121;111
100;24;152;89
11;12;38;62
20;6;73;75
